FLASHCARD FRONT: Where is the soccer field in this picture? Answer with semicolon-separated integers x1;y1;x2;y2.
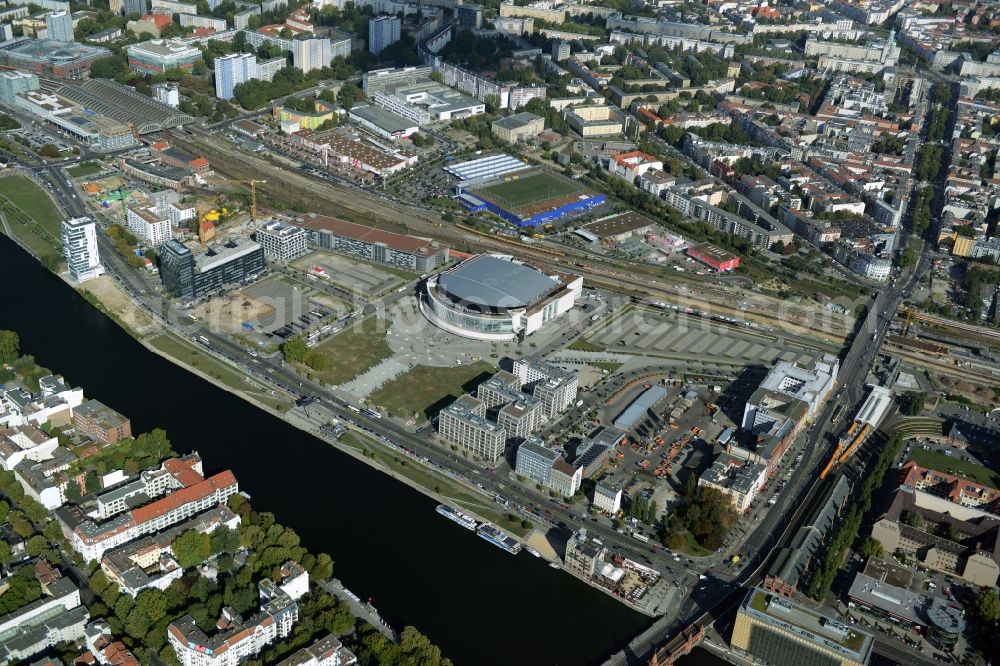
476;170;579;210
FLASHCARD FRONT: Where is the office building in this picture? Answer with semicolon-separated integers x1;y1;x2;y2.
565;528;607;578
0;37;110;78
256;220;310;262
289;213;448;272
455;4;483;28
368;15;400;55
123;0;149;14
593;481;622;514
126;38;202;74
550;458;582;497
437;395;506;463
61;217;104;283
513;358;579;417
215;52;257;100
152;81;179;107
159;238;265;301
73;399;132;444
552;40;570;60
871;484;1000;587
45;10;73;42
0;24;13;41
732;589;874;666
125;204;173;246
698;454;768;513
168;580;298;666
736;355;838;477
515;437;558;486
362;65;434;94
292;35;330;74
0;69;39;103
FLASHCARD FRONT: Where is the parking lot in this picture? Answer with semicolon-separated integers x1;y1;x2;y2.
237;275;347;338
583;306;821;368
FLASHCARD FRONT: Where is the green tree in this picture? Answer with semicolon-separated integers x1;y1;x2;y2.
859;536;884;558
26;534;48;557
40;143;61;158
172;529;212;568
0;499;9;524
0;330;19;363
88;55;130;82
976;587;1000;625
0;541;10;565
337;81;363;110
281;337;308;363
10;511;34;539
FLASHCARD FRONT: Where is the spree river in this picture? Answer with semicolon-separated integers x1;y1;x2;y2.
1;235;675;664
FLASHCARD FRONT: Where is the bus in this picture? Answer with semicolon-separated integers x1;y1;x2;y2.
347;405;361;414
632;533;650;543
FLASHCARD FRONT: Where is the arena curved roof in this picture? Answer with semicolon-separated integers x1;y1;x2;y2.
438;255;558;310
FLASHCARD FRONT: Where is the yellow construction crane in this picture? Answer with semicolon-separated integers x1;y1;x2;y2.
218;178;267;224
901;307;916;336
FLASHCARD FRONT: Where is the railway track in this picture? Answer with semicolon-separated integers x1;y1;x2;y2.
164;130;854;344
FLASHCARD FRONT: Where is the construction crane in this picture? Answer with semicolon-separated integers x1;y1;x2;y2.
218;178;266;224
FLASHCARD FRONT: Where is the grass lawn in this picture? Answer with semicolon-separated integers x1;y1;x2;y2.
0;176;62;240
569;337;604;352
66;161;102;178
591;361;623;373
910;448;1000;489
369;361;496;419
149;332;255;394
310;316;393;385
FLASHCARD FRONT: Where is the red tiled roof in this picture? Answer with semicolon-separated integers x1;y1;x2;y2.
130;471;236;525
163;457;203;487
190;157;209;168
292;214;440;255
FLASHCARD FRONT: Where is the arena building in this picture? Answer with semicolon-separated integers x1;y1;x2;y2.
421;254;582;341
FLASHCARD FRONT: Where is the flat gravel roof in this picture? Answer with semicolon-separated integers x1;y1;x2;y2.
438;255;557;309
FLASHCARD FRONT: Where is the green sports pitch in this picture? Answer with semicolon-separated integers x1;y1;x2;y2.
473;170;580;210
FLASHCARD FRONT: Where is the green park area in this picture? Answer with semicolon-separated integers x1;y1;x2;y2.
370;361;496;419
310;316;393;385
0;176;63;263
66;161;103;178
910;448;1000;489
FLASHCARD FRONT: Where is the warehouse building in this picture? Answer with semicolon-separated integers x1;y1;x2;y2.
491;111;545;142
686;242;740;271
348;103;419;140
